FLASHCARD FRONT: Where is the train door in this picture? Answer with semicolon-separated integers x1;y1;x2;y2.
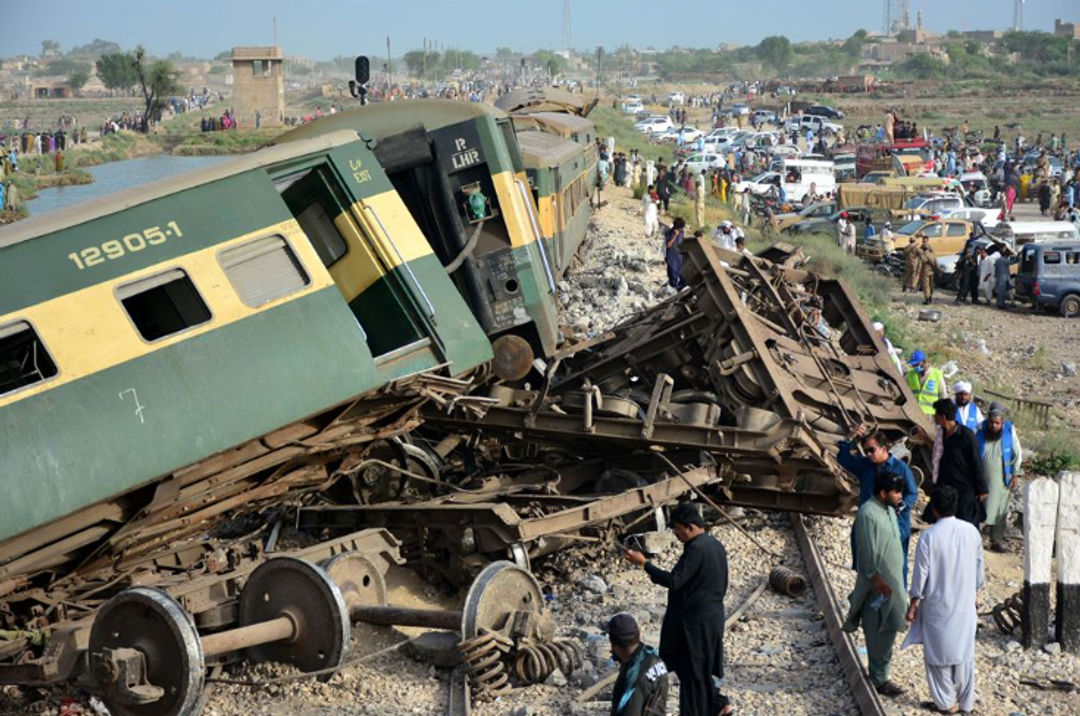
269;162;433;362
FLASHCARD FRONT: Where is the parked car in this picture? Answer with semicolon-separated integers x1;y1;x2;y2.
657;126;705;144
667;91;685;106
957;171;991;207
789;206;891;236
989;221;1079;248
940;207;1000;229
634;116;675;134
785;115;843;135
1014;240;1080;317
684;152;728;174
892;217;986;257
729;102;750;116
622;100;644;114
775;201;839;232
833;153;857;182
805;104;845;120
736;159;836;203
752;109;779;125
901;192;967;219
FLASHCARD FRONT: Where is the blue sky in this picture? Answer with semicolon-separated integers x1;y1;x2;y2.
3;0;1076;59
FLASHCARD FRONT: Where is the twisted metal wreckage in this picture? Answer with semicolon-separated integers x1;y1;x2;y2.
0;239;928;715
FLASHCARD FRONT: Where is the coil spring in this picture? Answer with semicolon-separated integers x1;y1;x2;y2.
992;591;1025;635
513;638;584;684
458;631;514;699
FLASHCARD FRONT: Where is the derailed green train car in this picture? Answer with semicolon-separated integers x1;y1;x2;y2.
0;129;491;570
274;101;559;381
512;113;596;278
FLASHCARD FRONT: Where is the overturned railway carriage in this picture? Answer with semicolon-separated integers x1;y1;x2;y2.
274;101;560;382
0;130;494;712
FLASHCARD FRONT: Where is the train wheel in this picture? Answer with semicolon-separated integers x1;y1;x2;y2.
88;587;206;716
237;557;350;680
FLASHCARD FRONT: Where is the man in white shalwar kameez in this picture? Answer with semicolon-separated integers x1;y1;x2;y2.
902;485;984;714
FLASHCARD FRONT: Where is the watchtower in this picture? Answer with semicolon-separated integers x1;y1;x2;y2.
231;46;284;128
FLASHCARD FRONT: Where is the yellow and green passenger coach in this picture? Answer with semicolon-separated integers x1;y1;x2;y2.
0;129;491;549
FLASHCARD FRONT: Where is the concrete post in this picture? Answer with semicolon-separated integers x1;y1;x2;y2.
1022;477;1059;649
1056;472;1079;653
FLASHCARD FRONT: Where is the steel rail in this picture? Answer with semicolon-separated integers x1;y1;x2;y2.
790;514;888;716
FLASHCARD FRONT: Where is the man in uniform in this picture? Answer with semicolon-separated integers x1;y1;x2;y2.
902;236;919;292
915;235;938;304
608;613;668;716
977;401;1022;552
624;503;730;716
906;350;948;416
843;471;909;697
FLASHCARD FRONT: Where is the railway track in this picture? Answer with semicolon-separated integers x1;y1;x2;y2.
792;514;889;716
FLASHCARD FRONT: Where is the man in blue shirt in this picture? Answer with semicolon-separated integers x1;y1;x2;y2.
838;424;919;585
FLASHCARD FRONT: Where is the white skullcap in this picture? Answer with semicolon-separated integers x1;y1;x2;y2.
953;380;972;394
871;321;884;332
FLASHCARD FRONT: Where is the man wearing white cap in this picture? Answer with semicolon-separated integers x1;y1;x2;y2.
872;322;904;377
953;381;983;431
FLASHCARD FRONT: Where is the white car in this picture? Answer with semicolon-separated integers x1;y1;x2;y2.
667;91;685;106
785;115;843;135
684;152;728;174
941;207;1000;229
634;116;675;134
742;131;778;150
657;126;704;144
622;100;644;114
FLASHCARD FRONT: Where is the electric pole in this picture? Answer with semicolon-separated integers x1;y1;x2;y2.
387;36;392;89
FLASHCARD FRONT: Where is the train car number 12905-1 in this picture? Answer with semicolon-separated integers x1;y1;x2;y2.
67;221;184;271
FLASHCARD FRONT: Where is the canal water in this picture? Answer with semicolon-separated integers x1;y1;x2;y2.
27;154;232;215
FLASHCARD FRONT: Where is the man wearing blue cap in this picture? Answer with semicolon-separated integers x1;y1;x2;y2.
906;350;947;416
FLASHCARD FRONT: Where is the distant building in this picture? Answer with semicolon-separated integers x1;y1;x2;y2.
1054;19;1080;39
231;46;284;128
960;30;1004;43
29;78;72;99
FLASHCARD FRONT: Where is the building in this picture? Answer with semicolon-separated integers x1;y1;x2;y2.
1054;19;1080;39
960;30;1004;43
230;46;284;128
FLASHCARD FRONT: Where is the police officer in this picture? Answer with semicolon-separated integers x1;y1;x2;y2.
608;613;668;716
906;350;947;416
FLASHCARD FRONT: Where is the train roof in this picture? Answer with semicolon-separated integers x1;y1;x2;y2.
272;100;509;145
0;130;363;250
515;131;582;167
512;112;595;135
494;88;597;116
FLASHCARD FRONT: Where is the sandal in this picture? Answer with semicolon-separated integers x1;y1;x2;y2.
920;701;958;713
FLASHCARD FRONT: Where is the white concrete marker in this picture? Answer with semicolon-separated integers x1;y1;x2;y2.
1023;477;1059;649
1056;472;1080;653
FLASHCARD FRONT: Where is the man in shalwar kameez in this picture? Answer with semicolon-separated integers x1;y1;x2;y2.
903;486;984;714
843;471;909;697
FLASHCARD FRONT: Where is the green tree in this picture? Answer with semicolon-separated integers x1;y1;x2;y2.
41;39;60;56
757;35;792;71
96;52;139;91
70;38;122;57
842;29;868;58
532;50;567;77
67;63;92;95
899;53;946;79
132;46;181;123
403;50;431;77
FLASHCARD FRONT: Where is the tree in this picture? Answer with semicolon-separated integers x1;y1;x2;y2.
132;46;181;124
403;50;431;77
842;29;868;58
68;64;91;95
41;39;60;56
757;35;792;71
70;38;122;57
532;50;567;77
899;53;946;79
96;52;139;91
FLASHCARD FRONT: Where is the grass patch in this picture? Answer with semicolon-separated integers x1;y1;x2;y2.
170;128;283;156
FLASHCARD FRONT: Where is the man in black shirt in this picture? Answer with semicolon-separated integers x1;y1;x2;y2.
933;398;989;526
607;613;668;716
624;503;731;716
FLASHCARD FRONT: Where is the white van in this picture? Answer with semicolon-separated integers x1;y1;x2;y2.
738;159;836;202
991;221;1080;248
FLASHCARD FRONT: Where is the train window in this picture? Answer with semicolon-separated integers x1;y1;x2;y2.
0;321;58;396
275;169;349;267
219;235;310;308
118;269;212;342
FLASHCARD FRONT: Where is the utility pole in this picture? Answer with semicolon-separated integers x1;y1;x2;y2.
272;14;277;46
562;0;572;53
595;46;602;99
386;36;392;88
